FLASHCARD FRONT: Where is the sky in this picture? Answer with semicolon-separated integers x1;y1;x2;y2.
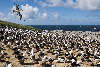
0;0;100;25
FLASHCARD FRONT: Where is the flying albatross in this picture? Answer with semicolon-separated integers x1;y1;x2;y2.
13;4;23;20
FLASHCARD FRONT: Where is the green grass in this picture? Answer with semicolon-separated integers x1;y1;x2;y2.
0;20;40;31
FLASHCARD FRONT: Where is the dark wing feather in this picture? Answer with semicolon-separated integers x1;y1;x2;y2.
18;12;22;20
16;4;19;10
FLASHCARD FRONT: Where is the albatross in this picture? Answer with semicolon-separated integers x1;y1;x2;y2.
13;4;23;20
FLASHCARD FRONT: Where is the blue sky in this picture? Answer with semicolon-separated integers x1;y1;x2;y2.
0;0;100;25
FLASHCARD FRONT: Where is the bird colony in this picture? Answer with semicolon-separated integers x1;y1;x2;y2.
0;26;100;67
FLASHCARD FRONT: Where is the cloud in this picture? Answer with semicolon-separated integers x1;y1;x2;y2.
7;12;19;21
37;0;66;7
0;12;8;21
75;0;100;10
0;12;4;19
37;0;100;10
41;12;48;19
0;12;17;22
46;0;65;7
21;4;39;19
53;12;59;19
15;0;24;1
37;1;48;8
39;11;59;20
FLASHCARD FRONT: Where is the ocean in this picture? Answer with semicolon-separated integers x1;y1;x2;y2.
31;25;100;31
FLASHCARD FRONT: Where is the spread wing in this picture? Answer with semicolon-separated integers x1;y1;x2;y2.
16;4;19;10
18;12;22;20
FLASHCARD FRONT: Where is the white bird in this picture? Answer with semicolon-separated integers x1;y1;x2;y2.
58;58;65;62
71;59;75;63
31;48;34;56
5;62;12;67
52;64;56;67
42;56;48;62
7;64;12;67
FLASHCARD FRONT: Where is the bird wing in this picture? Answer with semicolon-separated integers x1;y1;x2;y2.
18;12;22;20
16;4;19;10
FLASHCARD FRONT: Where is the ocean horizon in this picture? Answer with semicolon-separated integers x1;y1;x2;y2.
30;25;100;31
